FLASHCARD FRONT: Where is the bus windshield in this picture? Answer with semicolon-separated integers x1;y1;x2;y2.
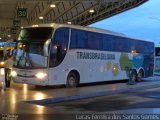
13;27;53;69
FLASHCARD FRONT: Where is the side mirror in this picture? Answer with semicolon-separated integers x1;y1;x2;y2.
43;39;51;57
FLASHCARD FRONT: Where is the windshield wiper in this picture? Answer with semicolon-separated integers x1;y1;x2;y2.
17;51;34;68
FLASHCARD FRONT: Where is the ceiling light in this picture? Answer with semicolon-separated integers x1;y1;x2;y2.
50;4;56;8
32;25;39;27
39;16;44;20
67;22;71;24
8;35;11;38
89;9;95;13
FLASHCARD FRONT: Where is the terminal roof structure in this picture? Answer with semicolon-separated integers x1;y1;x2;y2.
0;0;148;40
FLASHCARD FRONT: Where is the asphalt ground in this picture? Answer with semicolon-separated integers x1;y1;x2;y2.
1;79;160;120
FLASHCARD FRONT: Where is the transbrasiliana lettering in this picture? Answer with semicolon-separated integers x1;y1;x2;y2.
77;51;115;60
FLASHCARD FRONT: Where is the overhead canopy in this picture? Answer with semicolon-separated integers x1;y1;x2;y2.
0;0;148;40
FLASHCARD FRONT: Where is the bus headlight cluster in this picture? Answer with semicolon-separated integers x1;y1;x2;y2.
11;71;17;77
0;68;4;75
0;61;4;66
35;72;47;79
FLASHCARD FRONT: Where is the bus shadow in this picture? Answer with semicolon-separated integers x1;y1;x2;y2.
11;79;128;91
78;80;128;87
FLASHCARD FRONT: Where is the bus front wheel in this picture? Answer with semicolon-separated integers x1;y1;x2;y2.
66;72;79;88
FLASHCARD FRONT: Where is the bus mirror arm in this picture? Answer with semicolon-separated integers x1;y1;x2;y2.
43;39;51;57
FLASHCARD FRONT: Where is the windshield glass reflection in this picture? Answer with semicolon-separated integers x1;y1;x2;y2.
14;27;53;69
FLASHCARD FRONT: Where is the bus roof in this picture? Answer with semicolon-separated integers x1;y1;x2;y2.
23;23;153;44
24;23;125;36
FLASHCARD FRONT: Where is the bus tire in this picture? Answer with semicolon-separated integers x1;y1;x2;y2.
66;72;79;88
137;70;144;82
130;70;137;82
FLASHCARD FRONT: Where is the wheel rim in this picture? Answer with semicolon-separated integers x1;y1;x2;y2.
138;71;143;81
138;72;143;78
132;75;136;81
68;76;76;87
131;72;136;81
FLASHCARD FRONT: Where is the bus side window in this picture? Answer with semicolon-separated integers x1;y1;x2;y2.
157;51;160;56
155;48;160;56
70;29;87;49
49;28;69;67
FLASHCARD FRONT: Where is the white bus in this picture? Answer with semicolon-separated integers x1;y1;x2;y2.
154;47;160;76
11;23;154;87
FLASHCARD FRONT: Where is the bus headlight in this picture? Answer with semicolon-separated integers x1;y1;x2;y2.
0;61;4;66
35;72;47;79
0;68;4;75
11;71;17;77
